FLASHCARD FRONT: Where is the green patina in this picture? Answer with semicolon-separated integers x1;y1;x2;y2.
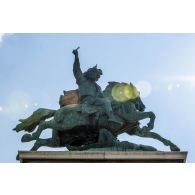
13;48;180;156
13;108;55;133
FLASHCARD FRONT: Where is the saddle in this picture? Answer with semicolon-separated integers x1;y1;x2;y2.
59;90;98;115
59;90;80;107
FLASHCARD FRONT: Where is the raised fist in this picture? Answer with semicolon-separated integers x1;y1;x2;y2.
72;47;80;56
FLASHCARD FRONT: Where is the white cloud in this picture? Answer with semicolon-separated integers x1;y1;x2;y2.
0;33;6;43
0;33;14;46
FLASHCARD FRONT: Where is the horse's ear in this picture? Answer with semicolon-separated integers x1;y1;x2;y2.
134;87;140;97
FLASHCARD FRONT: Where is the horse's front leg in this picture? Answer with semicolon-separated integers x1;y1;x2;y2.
131;111;155;131
133;128;180;151
145;111;156;131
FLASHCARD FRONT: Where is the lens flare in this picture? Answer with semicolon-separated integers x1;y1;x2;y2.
135;81;152;98
3;90;32;119
111;83;140;102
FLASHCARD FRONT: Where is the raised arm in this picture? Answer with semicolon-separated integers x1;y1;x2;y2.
72;48;84;84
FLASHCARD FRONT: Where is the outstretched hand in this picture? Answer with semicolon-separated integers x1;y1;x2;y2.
72;47;80;56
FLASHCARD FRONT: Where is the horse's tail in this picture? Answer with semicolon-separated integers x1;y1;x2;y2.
13;108;56;133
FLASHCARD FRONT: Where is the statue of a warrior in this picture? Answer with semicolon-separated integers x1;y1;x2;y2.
72;47;121;124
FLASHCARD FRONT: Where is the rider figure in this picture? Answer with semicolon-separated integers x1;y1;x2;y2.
72;47;121;124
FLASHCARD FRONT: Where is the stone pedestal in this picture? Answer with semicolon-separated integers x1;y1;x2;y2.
18;151;187;163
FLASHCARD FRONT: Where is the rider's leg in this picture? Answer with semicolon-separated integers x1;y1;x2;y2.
94;98;122;124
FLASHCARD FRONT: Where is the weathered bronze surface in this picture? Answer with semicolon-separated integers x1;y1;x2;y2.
13;48;180;157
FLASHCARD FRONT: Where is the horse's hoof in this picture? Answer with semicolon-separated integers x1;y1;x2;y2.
21;134;32;142
30;143;40;151
16;154;19;161
170;145;180;151
66;145;81;151
141;126;152;132
66;145;74;151
146;122;154;130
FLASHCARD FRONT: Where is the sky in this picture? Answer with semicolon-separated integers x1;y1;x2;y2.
0;33;195;162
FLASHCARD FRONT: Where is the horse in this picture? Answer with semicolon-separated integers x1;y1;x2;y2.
13;82;180;152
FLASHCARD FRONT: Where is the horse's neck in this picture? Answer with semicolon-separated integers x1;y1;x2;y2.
119;102;133;113
113;102;134;122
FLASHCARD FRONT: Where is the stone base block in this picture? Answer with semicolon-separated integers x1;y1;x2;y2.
18;151;187;163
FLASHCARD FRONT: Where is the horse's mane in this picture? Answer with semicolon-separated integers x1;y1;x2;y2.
103;81;118;101
103;81;135;113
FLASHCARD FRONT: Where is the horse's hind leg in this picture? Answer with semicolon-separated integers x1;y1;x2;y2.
30;138;60;151
133;128;180;151
30;130;60;151
22;119;55;142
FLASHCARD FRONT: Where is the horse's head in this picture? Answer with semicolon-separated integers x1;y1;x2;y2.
128;82;145;111
103;81;146;112
107;82;145;112
131;96;145;112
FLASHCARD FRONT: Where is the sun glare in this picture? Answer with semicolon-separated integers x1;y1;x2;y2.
168;76;195;88
135;80;152;98
111;83;139;102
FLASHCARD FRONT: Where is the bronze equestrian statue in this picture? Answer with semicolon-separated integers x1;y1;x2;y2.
13;48;180;153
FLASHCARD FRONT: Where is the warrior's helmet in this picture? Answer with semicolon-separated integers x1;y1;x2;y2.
83;65;103;81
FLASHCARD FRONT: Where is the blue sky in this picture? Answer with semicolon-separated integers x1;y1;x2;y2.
0;33;194;162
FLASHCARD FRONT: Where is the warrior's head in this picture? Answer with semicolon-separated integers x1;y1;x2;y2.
83;65;103;82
